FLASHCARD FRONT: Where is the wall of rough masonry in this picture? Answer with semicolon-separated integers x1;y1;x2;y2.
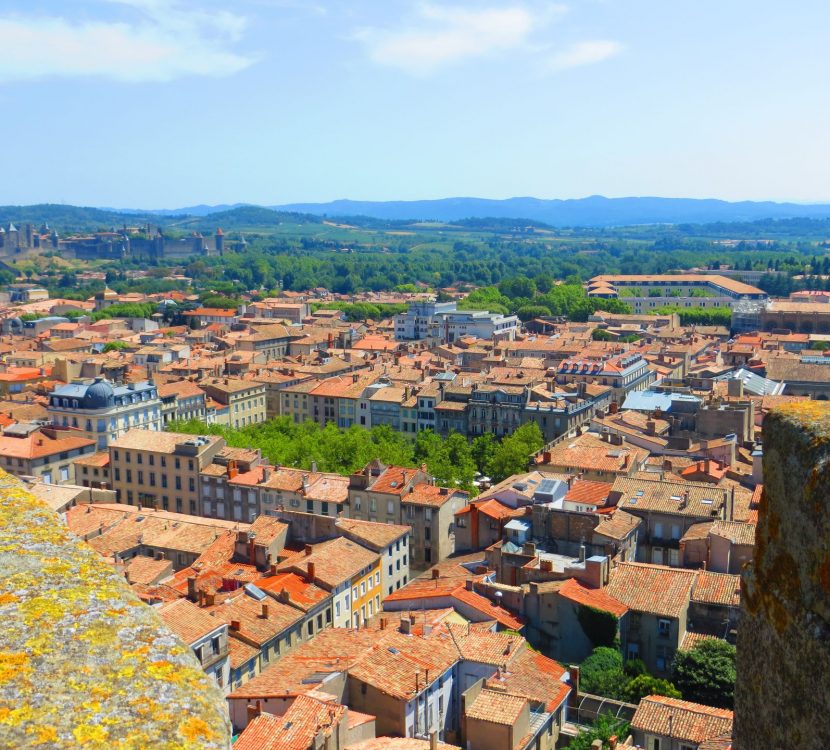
0;470;231;749
735;403;830;749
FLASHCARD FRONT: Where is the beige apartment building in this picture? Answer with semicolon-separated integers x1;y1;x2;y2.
109;429;225;514
201;377;266;428
348;461;468;569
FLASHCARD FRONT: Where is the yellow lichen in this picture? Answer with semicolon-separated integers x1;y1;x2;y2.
30;725;58;744
73;724;109;745
0;652;31;685
178;715;216;743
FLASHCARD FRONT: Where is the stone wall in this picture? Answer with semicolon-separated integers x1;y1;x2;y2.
0;470;231;748
735;403;830;749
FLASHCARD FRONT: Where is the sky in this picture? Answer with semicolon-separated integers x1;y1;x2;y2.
1;0;828;208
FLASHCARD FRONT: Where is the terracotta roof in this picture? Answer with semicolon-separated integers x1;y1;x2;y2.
346;739;459;750
539;432;647;474
123;554;172;585
692;571;741;608
348;629;461;700
631;695;733;744
592;509;641;542
228;628;381;698
0;431;94;459
710;520;756;546
610;477;729;518
278;537;379;589
681;631;718;650
403;483;466;508
204;591;303;647
558;578;628;617
253;571;331;611
564;480;613;507
449;586;525;630
466;688;526;725
235;695;346;750
486;646;569;712
606;563;697;619
158;598;224;644
335;516;410;550
455;498;523;521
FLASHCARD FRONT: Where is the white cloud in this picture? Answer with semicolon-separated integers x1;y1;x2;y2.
547;39;623;71
0;0;256;83
354;3;565;76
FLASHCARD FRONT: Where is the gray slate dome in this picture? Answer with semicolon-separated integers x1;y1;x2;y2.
83;377;115;409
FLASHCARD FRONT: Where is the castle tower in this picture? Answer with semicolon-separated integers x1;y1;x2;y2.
215;228;224;256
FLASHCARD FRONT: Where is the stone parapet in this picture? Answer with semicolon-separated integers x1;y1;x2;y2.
735;403;830;749
0;470;231;748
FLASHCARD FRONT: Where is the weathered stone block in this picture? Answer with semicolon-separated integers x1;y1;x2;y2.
0;470;231;749
735;403;830;749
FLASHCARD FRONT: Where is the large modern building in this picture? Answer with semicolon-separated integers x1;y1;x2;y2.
47;377;162;449
395;300;519;342
587;274;768;318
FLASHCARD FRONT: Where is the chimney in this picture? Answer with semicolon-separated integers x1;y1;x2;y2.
400;617;411;635
646;420;656;436
247;701;262;723
269;563;277;576
307;561;316;581
261;603;269;619
432;568;440;580
568;665;581;706
230;620;240;632
430;731;438;750
311;460;318;473
187;575;197;602
304;544;313;556
579;544;586;564
204;591;215;607
379;617;387;630
465;579;474;591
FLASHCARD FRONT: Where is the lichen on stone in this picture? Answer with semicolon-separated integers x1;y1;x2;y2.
0;470;231;749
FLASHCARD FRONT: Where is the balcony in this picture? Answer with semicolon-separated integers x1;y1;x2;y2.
0;470;231;748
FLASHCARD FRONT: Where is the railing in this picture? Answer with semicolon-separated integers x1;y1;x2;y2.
0;470;231;748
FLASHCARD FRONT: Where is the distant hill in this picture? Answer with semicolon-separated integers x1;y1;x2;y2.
0;203;181;232
270;195;830;227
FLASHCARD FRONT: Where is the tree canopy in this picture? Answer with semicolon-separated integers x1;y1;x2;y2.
671;639;737;709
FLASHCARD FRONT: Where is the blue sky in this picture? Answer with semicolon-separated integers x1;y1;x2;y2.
1;0;827;207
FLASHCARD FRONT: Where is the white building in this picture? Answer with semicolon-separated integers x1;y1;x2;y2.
47;377;162;450
395;300;519;342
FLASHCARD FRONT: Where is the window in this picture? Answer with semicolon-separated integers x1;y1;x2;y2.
653;521;664;539
657;618;671;637
375;572;379;586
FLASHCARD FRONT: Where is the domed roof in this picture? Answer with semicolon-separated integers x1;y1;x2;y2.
83;377;115;408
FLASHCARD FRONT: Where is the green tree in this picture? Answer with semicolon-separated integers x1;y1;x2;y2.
580;647;628;700
565;715;630;750
671;639;736;709
488;423;544;482
471;433;498;475
622;674;682;703
592;328;612;341
102;341;129;352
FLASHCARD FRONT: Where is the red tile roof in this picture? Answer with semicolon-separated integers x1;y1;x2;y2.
558;578;628;617
631;696;733;745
